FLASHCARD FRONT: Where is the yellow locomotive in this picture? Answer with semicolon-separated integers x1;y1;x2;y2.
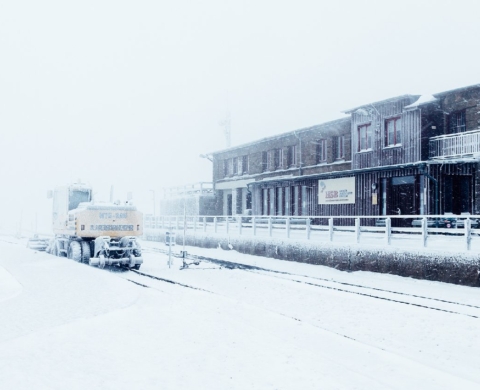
48;183;143;269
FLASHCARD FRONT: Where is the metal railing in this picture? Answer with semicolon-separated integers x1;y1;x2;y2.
144;214;480;251
429;129;480;159
161;182;214;198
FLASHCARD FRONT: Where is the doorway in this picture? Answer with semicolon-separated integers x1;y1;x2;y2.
444;175;470;214
387;176;417;226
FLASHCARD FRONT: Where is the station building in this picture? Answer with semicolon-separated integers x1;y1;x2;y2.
208;83;480;224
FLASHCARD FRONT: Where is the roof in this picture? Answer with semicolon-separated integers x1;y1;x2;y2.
404;94;438;110
210;116;350;156
343;94;420;114
433;83;480;97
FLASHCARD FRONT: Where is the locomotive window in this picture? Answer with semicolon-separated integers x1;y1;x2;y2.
69;190;91;210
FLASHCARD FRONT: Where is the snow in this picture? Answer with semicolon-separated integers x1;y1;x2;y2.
404;94;438;109
1;236;479;389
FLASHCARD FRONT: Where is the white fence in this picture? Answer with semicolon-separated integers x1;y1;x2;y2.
144;215;480;252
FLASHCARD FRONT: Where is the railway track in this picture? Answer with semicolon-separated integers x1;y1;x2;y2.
141;247;480;319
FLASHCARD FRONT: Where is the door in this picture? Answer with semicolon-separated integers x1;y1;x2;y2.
444;175;471;214
389;176;416;226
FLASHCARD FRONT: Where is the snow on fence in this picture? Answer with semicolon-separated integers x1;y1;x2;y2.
144;214;480;252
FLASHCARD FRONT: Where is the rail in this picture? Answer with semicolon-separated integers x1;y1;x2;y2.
144;214;480;251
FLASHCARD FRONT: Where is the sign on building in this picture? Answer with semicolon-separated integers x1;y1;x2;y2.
318;177;355;204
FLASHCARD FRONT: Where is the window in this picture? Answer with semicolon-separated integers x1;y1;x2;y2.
287;145;297;167
449;110;466;133
316;139;326;163
358;124;372;151
223;160;229;177
385;117;402;146
333;136;345;159
232;157;238;175
241;155;248;174
262;151;268;172
237;157;243;175
273;148;282;170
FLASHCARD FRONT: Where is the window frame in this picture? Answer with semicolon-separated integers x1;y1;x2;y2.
232;157;238;175
273;148;282;170
287;145;297;167
449;110;466;133
385;116;402;147
357;123;372;152
241;155;248;174
261;151;268;172
334;135;345;160
316;139;327;163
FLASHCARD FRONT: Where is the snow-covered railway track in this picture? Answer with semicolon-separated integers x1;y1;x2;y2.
126;267;213;293
143;247;480;319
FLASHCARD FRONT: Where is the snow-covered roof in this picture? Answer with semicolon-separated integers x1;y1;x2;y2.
404;94;438;110
343;94;420;114
433;83;480;97
210;116;351;156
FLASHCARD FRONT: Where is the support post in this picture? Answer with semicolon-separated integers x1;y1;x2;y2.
385;217;391;245
253;217;257;236
421;217;428;247
268;217;273;237
203;216;206;232
286;217;291;238
214;217;217;233
355;218;360;244
328;218;334;242
306;218;311;240
465;218;472;251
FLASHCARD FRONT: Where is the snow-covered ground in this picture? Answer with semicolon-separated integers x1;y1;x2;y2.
1;235;479;389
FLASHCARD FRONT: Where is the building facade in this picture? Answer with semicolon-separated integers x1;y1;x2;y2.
207;83;480;223
211;117;351;217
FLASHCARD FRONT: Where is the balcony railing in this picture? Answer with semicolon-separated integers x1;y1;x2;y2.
429;129;480;159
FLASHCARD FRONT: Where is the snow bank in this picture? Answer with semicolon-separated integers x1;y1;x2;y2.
145;230;480;287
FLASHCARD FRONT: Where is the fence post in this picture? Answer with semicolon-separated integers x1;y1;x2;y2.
355;218;360;243
203;216;207;232
306;218;311;240
385;217;391;245
253;216;257;236
286;217;291;238
214;217;217;233
421;217;428;247
465;218;472;250
238;217;242;235
268;217;273;237
328;218;334;242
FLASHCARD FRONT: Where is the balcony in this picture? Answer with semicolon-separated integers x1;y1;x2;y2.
429;129;480;159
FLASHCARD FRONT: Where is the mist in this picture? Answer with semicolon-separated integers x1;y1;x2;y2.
1;0;479;234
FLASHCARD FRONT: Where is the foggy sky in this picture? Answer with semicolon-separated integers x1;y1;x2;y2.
1;0;480;233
